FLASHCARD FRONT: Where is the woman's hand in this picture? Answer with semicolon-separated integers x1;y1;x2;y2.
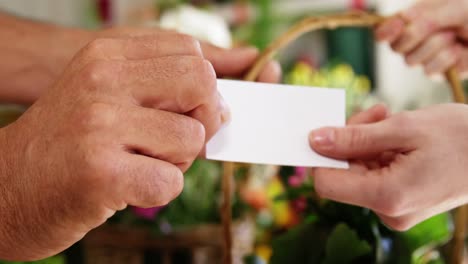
376;0;468;78
309;104;468;230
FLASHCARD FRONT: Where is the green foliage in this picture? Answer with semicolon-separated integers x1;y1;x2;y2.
322;223;372;264
0;255;64;264
388;213;452;264
270;221;326;264
157;159;222;227
250;0;275;50
267;176;452;264
403;213;452;253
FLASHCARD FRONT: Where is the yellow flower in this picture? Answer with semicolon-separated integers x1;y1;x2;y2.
256;244;273;262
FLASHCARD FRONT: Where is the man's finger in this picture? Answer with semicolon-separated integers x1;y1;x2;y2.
201;43;258;76
257;61;282;83
118;107;206;171
118;154;184;208
309;115;417;160
201;42;281;82
347;104;389;125
75;33;203;69
117;56;228;140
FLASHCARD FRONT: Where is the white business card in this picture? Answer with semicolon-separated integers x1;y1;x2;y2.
206;79;348;169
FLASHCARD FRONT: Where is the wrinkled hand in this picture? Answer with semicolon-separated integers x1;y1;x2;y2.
0;34;227;260
309;104;468;231
376;0;468;78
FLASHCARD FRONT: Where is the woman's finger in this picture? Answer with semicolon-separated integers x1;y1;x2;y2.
406;31;455;66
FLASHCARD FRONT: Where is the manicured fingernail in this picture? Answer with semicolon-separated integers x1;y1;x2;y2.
309;128;335;147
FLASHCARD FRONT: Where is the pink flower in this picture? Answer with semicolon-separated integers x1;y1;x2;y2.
288;167;308;187
288;175;303;187
295;167;307;178
131;206;164;220
292;197;307;212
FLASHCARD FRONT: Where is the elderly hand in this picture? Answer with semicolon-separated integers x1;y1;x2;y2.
309;104;468;231
0;33;226;260
376;0;468;78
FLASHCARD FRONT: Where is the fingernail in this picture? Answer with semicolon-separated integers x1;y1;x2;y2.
234;46;259;56
309;128;335;148
376;24;391;41
406;56;416;66
220;95;231;125
376;19;403;41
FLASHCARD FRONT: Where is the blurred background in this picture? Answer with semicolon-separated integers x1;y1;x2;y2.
0;0;462;264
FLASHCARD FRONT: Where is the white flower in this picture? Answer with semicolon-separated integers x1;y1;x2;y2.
158;5;232;49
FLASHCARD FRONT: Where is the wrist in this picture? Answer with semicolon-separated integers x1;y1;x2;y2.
0;13;97;104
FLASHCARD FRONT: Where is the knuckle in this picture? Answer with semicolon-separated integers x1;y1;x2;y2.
344;126;369;149
76;102;118;133
176;34;202;55
164;115;205;161
188;119;206;149
193;59;217;94
81;148;119;188
178;118;205;157
149;167;184;206
83;38;112;56
79;60;115;90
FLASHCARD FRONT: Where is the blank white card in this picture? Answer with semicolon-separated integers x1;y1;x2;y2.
206;80;348;169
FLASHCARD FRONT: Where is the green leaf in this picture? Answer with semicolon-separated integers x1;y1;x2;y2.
270;222;327;264
322;223;372;264
0;255;65;264
400;213;452;253
388;213;452;264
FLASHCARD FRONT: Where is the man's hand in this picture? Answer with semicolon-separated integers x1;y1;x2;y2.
309;104;468;231
0;33;227;260
0;12;280;104
376;0;468;78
